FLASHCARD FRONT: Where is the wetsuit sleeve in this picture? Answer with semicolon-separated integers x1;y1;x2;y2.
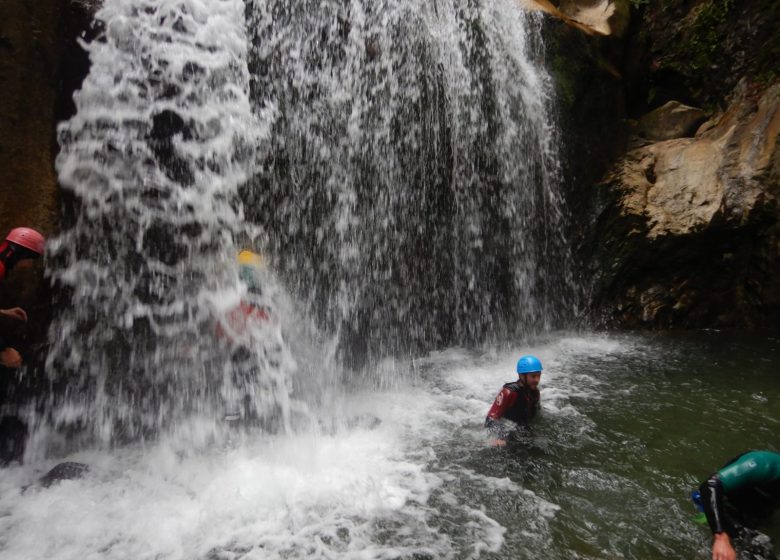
699;474;729;534
485;388;515;439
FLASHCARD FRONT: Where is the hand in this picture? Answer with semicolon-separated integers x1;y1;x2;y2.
712;532;736;560
0;347;23;368
489;439;507;447
0;307;27;322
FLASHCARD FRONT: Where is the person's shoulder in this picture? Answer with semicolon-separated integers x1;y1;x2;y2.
502;381;520;391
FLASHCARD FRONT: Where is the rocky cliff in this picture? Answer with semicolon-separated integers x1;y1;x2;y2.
0;1;92;411
550;0;780;329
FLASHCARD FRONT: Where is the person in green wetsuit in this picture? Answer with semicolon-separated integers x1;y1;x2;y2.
695;450;780;560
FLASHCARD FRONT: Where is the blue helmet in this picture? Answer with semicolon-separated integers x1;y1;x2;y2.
516;355;543;375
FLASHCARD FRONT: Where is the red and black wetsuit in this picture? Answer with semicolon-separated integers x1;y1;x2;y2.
484;381;540;440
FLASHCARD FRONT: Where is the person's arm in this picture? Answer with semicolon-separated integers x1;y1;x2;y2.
485;388;515;443
700;474;728;535
711;532;736;560
717;451;780;493
700;474;736;560
0;307;27;322
0;346;22;368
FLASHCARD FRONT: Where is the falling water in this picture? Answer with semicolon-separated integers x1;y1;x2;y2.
34;0;574;452
243;0;575;363
36;0;290;453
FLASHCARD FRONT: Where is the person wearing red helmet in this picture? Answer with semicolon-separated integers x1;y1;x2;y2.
0;227;45;280
0;227;45;369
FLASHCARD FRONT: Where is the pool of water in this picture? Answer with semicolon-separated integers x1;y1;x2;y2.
1;331;778;559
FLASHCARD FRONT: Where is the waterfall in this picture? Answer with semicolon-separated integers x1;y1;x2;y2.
37;0;574;452
243;0;574;363
37;0;287;453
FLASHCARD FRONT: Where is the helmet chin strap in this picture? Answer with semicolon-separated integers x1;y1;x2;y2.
0;241;37;272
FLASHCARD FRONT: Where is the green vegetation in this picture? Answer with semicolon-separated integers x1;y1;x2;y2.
753;0;780;84
687;0;735;72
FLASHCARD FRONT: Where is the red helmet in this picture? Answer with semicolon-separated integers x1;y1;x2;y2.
6;227;45;255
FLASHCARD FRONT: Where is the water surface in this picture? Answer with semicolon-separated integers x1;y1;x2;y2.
2;331;777;559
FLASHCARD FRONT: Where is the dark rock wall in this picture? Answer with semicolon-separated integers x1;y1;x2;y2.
0;0;92;409
575;0;780;329
623;0;780;115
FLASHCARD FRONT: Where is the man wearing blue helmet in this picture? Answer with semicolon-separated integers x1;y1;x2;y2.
484;355;542;446
692;450;780;560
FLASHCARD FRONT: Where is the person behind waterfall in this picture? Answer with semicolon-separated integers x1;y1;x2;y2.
484;354;542;446
692;450;780;560
215;250;280;425
0;227;45;369
215;250;271;345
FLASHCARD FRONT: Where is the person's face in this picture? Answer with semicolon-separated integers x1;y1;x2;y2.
520;372;541;390
13;259;35;272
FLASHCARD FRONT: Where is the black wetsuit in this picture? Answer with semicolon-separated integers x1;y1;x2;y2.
699;450;780;557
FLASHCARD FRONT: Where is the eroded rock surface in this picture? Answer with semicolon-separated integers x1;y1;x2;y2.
592;83;780;327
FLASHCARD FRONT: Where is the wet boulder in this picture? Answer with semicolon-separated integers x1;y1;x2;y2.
39;462;89;487
345;414;382;430
637;101;707;141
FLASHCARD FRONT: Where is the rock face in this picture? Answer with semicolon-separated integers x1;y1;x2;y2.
637;101;707;141
0;1;93;444
558;0;630;37
574;0;780;329
522;0;630;37
623;1;780;114
591;83;780;327
0;1;92;348
0;1;61;316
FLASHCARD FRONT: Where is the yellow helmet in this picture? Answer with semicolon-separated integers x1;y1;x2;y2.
238;250;263;267
238;250;265;293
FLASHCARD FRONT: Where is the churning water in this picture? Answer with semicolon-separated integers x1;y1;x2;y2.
2;332;779;559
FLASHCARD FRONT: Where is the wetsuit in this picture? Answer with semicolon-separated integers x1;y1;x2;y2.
699;451;780;541
484;381;540;440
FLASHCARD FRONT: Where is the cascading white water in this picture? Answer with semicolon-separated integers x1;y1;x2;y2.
35;0;574;452
35;0;300;454
243;0;575;363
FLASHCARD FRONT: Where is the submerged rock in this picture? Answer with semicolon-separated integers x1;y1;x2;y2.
345;414;382;431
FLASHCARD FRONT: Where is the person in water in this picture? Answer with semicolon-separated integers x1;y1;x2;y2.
484;354;542;446
692;450;780;560
0;227;45;369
